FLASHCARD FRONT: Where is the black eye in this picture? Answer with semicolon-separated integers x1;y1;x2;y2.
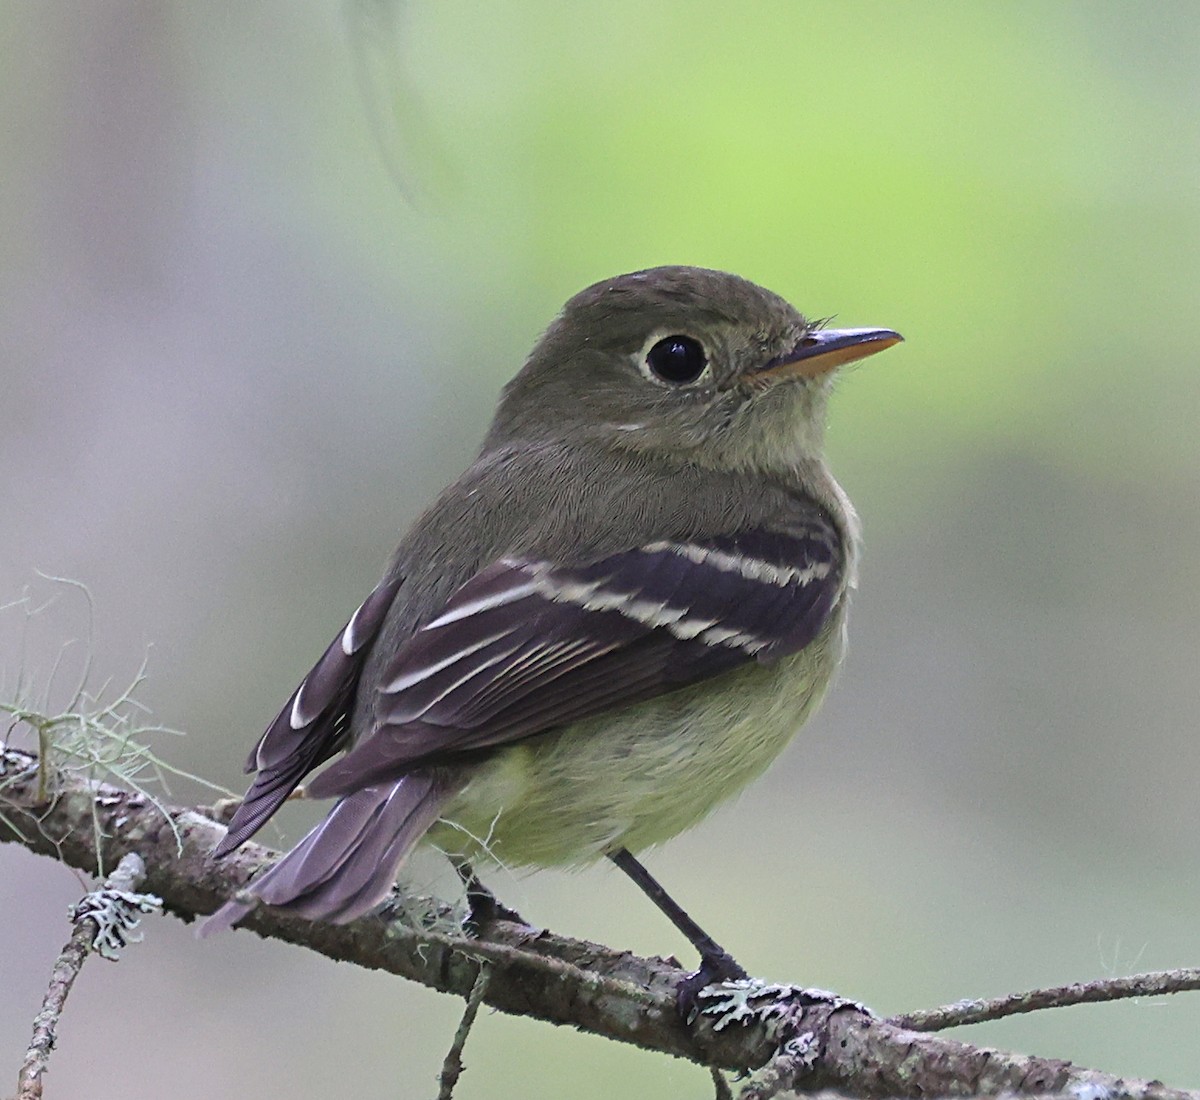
645;335;707;385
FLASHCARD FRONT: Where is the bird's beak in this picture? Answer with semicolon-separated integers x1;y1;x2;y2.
750;327;903;384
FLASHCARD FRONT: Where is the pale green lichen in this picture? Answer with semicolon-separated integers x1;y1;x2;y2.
0;578;232;872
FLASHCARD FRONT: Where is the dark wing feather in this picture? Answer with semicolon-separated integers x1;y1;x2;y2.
306;517;842;799
214;575;403;856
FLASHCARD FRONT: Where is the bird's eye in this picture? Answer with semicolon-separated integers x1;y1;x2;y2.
645;335;708;386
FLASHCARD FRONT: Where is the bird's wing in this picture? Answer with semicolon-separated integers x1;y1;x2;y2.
306;517;843;800
214;575;404;855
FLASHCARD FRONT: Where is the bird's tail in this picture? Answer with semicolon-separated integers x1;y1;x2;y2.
200;774;452;936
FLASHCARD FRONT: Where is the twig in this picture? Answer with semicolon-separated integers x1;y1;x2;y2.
436;964;491;1100
891;968;1200;1032
15;852;160;1099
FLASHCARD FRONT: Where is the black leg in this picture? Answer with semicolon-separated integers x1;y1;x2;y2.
452;859;524;931
609;848;747;1014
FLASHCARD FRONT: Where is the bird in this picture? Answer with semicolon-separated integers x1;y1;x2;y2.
203;265;901;992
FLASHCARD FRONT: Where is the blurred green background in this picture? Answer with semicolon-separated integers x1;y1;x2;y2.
2;2;1199;1097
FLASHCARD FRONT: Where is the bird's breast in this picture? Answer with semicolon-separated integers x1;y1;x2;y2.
427;608;847;868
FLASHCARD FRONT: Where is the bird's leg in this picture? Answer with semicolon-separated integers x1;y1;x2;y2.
452;859;524;931
608;848;747;1016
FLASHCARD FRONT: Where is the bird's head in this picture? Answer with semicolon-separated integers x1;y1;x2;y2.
485;266;901;476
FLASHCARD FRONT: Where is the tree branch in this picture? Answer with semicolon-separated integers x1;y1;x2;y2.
892;969;1200;1032
2;741;1197;1100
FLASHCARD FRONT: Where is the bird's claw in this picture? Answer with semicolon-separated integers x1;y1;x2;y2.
463;878;526;935
677;950;750;1022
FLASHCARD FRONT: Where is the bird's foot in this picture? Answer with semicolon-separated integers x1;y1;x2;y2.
462;876;525;935
677;949;749;1022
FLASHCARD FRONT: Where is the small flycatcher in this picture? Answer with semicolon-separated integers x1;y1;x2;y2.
205;266;901;987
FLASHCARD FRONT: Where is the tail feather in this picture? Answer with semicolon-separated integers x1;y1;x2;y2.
200;774;453;935
316;813;439;922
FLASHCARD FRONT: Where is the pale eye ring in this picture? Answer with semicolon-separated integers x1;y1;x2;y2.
645;335;708;386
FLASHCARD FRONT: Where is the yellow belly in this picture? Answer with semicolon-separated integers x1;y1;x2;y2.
426;616;845;868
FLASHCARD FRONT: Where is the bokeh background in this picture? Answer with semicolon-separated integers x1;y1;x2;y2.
2;2;1199;1097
